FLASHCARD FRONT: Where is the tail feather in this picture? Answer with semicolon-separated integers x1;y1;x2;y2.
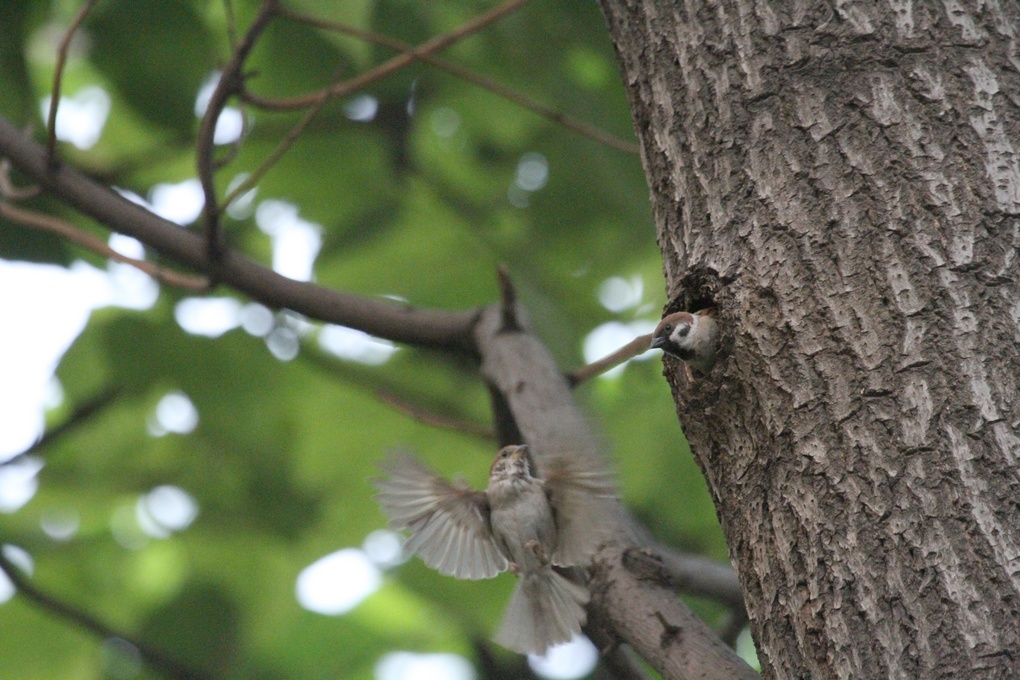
493;569;589;655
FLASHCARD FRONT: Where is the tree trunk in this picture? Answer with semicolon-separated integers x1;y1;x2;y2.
599;2;1020;678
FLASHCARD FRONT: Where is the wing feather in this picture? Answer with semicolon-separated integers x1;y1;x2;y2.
375;452;508;580
535;444;620;566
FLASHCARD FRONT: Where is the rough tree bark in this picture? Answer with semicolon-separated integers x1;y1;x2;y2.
600;2;1020;679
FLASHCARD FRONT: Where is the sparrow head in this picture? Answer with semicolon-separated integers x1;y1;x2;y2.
650;311;697;358
650;308;719;372
490;444;531;480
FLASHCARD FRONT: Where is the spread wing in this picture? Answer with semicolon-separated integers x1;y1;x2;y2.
374;452;509;580
535;444;620;567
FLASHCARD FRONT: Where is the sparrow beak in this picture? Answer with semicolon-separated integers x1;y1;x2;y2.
508;444;528;454
649;336;666;350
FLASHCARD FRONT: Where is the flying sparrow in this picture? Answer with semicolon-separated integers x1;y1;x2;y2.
650;308;719;375
374;444;617;655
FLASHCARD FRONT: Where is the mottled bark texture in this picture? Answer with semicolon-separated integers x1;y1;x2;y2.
599;2;1020;679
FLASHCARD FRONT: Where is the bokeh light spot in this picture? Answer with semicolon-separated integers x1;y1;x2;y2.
150;391;199;436
41;507;80;541
430;107;461;138
375;652;475;680
296;548;381;615
319;325;397;365
582;320;658;378
598;275;643;312
266;325;300;361
174;297;242;337
195;72;244;145
40;85;110;150
362;529;406;568
149;179;205;226
515;152;549;192
255;200;323;282
0;545;34;604
241;302;275;337
528;634;599;679
0;457;43;513
345;94;379;122
138;485;198;536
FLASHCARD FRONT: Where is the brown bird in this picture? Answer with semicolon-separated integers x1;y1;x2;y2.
650;308;719;374
374;444;617;655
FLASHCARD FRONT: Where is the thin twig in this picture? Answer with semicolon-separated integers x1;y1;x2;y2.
298;344;493;441
276;6;640;154
196;0;279;269
570;333;653;385
47;0;100;168
0;200;208;290
375;390;494;440
225;0;530;206
0;114;480;350
0;551;210;680
2;389;121;467
242;0;530;110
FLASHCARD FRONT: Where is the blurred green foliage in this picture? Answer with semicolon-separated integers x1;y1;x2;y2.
0;1;727;677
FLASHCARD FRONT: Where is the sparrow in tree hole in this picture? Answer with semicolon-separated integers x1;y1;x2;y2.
650;308;719;375
375;444;618;655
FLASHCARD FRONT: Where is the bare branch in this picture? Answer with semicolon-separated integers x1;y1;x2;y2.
225;0;531;205
196;0;279;267
46;0;100;168
242;0;531;111
570;333;653;385
473;304;756;677
0;199;208;290
653;543;746;609
375;390;494;440
274;6;639;154
2;388;121;466
0;115;478;351
0;550;210;680
585;621;655;680
590;546;759;680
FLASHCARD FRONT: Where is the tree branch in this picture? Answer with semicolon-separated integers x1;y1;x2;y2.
0;114;477;351
570;333;653;385
226;0;531;206
2;388;121;466
240;0;531;111
589;546;758;680
196;0;279;267
472;302;756;678
46;0;100;168
0;199;208;290
374;389;494;440
274;6;639;154
0;550;210;680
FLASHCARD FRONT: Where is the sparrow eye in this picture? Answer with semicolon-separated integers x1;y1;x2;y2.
501;450;510;458
664;324;673;333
